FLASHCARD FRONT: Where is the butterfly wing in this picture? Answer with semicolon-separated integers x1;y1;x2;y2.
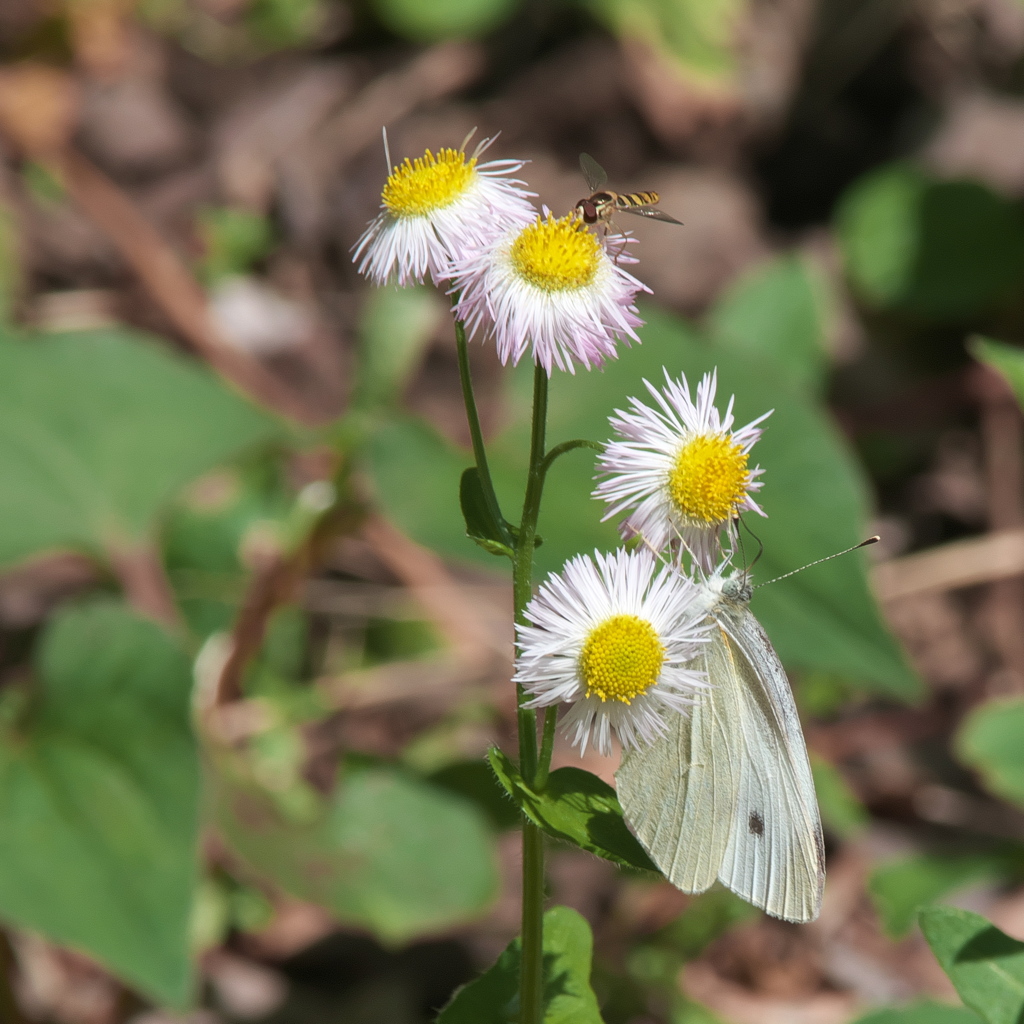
615;635;739;896
579;152;608;192
617;601;824;923
713;603;825;923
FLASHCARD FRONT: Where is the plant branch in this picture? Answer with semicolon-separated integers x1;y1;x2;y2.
538;438;602;482
106;540;183;634
51;148;317;425
535;707;558;790
454;318;513;547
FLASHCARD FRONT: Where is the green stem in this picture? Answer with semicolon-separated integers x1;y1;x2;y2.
454;318;512;547
452;344;554;1024
513;365;549;776
520;820;545;1024
516;363;550;1024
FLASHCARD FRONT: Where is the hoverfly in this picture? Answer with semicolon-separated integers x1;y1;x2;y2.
575;153;682;229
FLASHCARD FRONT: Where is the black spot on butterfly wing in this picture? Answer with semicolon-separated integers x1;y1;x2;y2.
749;810;764;837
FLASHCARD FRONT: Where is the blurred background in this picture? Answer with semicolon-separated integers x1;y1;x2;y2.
3;0;1024;1023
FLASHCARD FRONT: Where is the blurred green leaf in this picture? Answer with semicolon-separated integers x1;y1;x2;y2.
489;748;658;872
796;670;858;718
214;755;498;944
708;254;832;392
355;285;443;411
837;164;1024;319
371;0;518;42
852;1003;981;1024
957;696;1024;807
972;337;1024;412
581;0;744;90
197;207;275;286
164;462;292;637
365;414;472;554
246;0;324;46
672;1002;727;1024
22;161;65;207
920;906;1024;1024
429;759;521;831
0;602;199;1008
811;755;868;839
363;616;441;664
437;905;604;1024
0;328;281;569
871;854;1009;939
655;887;756;961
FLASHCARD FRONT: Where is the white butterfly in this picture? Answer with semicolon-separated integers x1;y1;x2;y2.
615;569;825;923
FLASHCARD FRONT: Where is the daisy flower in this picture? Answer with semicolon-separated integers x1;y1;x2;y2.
451;211;650;374
514;548;708;756
594;370;771;571
353;134;535;287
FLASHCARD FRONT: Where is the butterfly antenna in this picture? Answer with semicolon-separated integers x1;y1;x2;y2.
735;516;747;571
754;536;880;589
739;516;764;571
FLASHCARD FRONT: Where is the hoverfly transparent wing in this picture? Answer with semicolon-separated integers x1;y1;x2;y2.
620;206;683;225
579;152;608;193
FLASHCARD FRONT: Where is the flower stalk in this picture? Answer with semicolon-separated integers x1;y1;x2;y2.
514;363;550;1024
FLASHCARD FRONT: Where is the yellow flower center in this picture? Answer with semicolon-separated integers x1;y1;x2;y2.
578;614;665;704
509;213;602;291
667;434;750;525
381;148;477;218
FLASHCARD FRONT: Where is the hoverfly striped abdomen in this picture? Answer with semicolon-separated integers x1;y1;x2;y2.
618;190;660;209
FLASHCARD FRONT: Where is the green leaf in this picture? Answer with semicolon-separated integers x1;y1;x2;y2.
708;254;832;393
0;328;281;568
429;760;521;831
852;1002;981;1024
581;0;744;89
355;285;443;411
245;0;323;47
164;460;294;638
214;754;499;945
837;164;1024;319
870;854;1009;939
196;206;275;286
956;696;1024;807
811;755;868;839
919;906;1024;1024
437;905;604;1024
972;337;1024;413
371;0;518;41
488;748;658;872
0;602;200;1007
460;467;514;556
365;414;474;553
